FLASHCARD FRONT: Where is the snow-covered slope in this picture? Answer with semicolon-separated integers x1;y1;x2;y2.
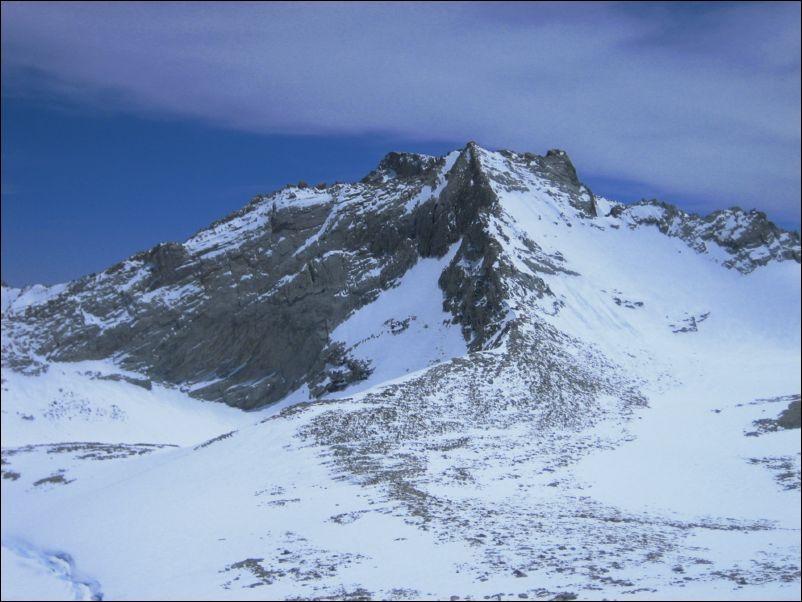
0;359;255;447
2;143;800;600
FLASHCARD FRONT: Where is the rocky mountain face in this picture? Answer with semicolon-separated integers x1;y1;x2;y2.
3;143;800;601
612;200;800;273
2;143;799;410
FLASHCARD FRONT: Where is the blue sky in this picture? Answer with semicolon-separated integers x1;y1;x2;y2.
2;1;800;286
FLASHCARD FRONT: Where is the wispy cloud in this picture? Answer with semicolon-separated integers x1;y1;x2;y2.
2;1;799;224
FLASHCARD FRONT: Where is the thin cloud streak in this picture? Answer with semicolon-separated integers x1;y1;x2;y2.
2;1;799;224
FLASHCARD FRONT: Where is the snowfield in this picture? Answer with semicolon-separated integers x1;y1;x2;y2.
2;144;800;601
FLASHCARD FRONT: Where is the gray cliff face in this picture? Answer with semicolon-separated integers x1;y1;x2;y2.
3;144;516;408
2;143;799;409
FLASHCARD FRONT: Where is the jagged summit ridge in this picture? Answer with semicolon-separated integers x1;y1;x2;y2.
612;200;800;272
362;150;440;183
2;142;799;410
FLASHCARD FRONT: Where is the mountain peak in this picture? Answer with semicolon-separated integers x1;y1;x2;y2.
541;148;580;188
2;142;799;408
3;140;799;602
362;150;439;184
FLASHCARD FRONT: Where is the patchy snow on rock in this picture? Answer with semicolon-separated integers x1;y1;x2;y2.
1;283;68;314
403;150;461;214
622;203;666;223
1;286;21;313
140;282;203;306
